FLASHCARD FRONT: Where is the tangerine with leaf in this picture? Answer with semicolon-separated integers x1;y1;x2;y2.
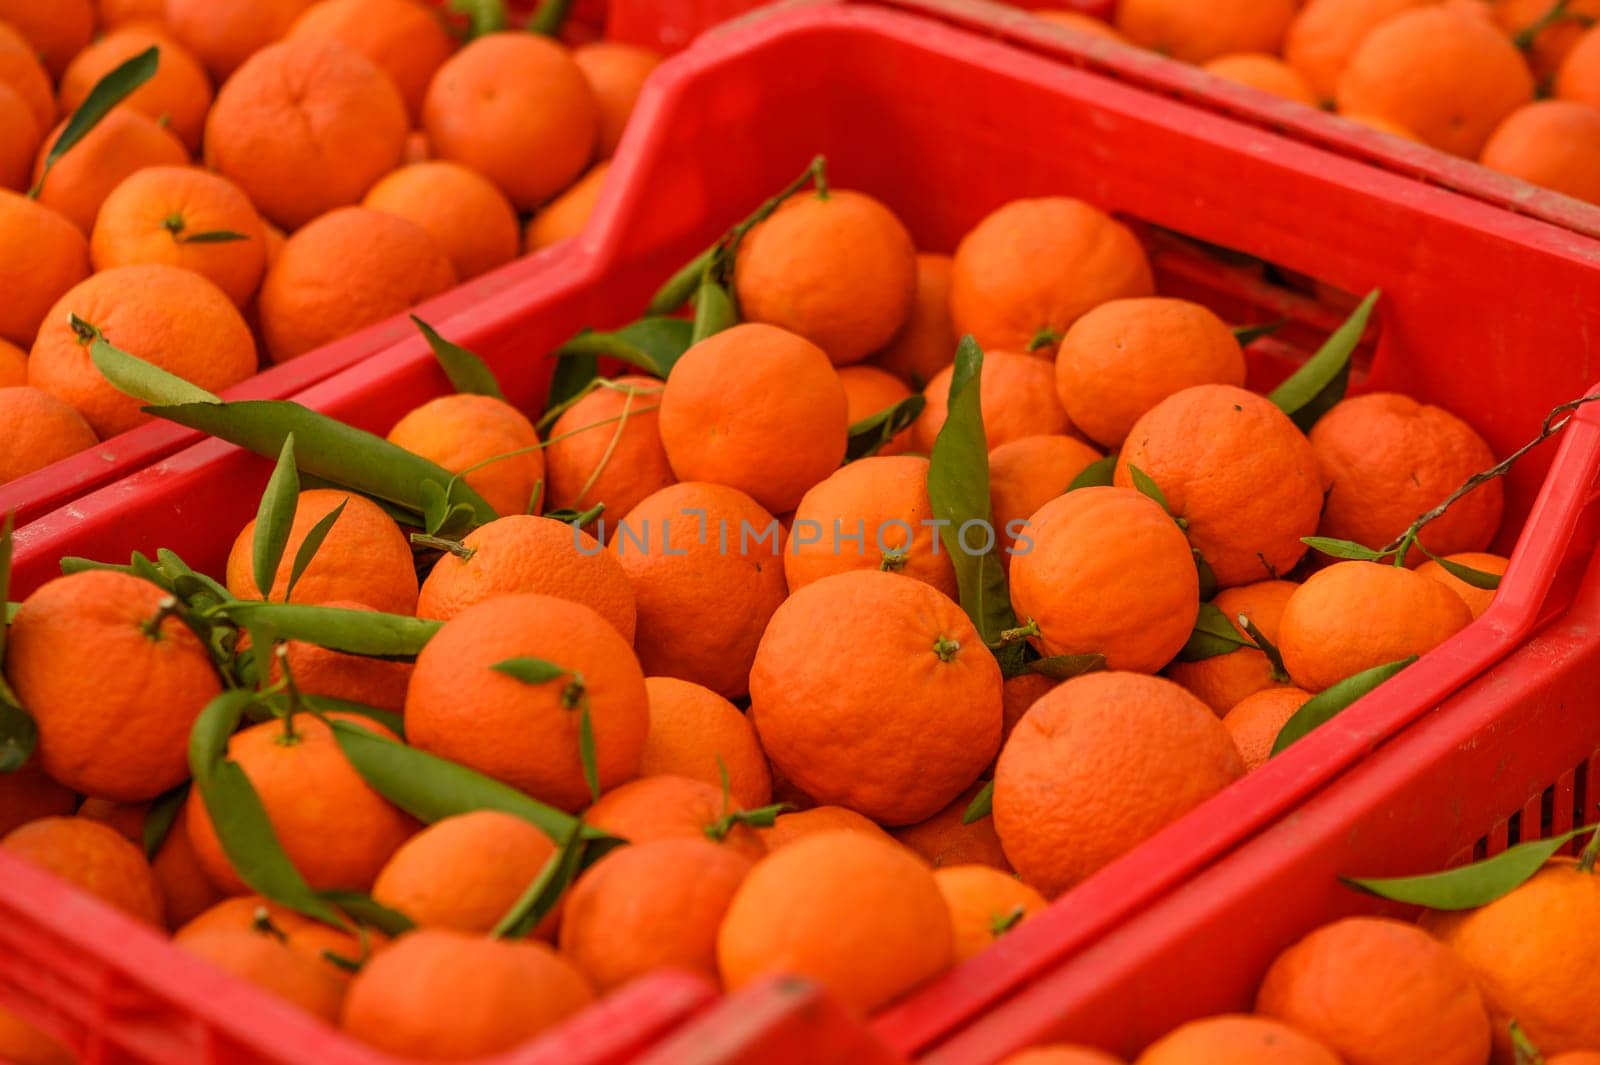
386;394;545;523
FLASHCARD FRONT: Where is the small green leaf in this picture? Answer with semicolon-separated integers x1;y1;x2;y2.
188;690;346;926
218;603;439;658
647;247;717;316
1420;546;1504;591
30;46;160;198
1342;825;1600;911
1231;320;1287;345
178;230;250;244
3;603;17;625
446;0;506;36
293;695;405;738
491;820;588;939
1271;656;1417;756
553;317;694;379
412;316;505;400
285;498;346;603
846;395;926;462
238;622;278;693
91;337;220;408
927;337;1018;650
1026;653;1107;680
1066;456;1117;493
1126;465;1170;514
544;351;599;420
526;0;575;36
251;434;300;600
1194;548;1219;601
490;657;568;684
578;703;599;804
156;549;231;608
142;783;189;860
690;275;738;346
317;891;416;936
989;904;1027;936
705;801;790;840
0;700;38;773
59;557;134;577
1239;613;1292;683
1301;536;1388;562
1268;290;1379;432
1176;602;1253;662
961;780;995;825
325;718;600;844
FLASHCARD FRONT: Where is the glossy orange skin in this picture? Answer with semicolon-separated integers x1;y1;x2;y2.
32;109;189;236
91;167;269;309
1336;4;1535;157
758;805;897;850
1221;687;1312;771
179;929;348;1022
950;198;1153;355
572;42;661;160
1135;1015;1342;1064
1256;916;1491;1065
287;0;456;123
0;191;89;347
1480;101;1600;206
935;863;1047;962
750;570;1002;826
262;600;414;714
989;434;1103;566
364;161;521;282
7;571;221;801
659;322;849;514
1284;0;1433;102
784;455;958;599
257;206;456;363
1055;297;1246;449
178;896;368;974
1559;25;1600;109
185;713;419;893
0;23;53;138
165;0;317;81
3;816;163;925
60;27;214;152
735;189;918;366
1166;580;1299;714
544;373;671;523
1494;0;1600;80
838;364;915;455
527;161;610;251
0;83;39;193
994;672;1244;897
1203;54;1320;106
29;264;255;438
718;831;953;1012
639;676;772;808
1278;561;1473;692
872;253;958;390
0;0;93;78
1416;551;1508;620
584;774;766;862
1010;487;1199;674
226;489;419;615
1116;0;1297;62
915;351;1074;453
1311;392;1503;564
78;797;224;930
0;338;24;387
0;387;97;482
372;811;557;935
406;594;649;812
205;39;409;230
423;33;598;212
340;930;595;1060
1001;672;1059;747
608;482;788;699
894;780;1012;871
559;837;751;992
1116;385;1323;589
385;394;545;521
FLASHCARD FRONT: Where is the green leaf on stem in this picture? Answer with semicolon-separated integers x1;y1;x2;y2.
218;603;439;658
1419;546;1504;591
552;317;694;379
490;657;567;684
846;395;926;462
491;820;588;939
1194;548;1219;601
1066;456;1117;493
1268;290;1379;432
1176;601;1253;662
647;247;717;316
961;779;995;825
142;783;189;860
286;498;346;603
577;703;599;804
1301;536;1388;562
178;230;250;244
446;0;506;37
1343;825;1600;911
91;337;220;407
1126;465;1170;514
30;46;160;198
1232;320;1287;345
412;316;505;400
690;274;738;345
251;434;300;600
318;891;416;936
1025;653;1107;680
525;0;574;36
1271;656;1417;756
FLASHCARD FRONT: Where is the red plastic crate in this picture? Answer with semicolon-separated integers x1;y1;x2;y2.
7;2;1600;1062
915;398;1600;1063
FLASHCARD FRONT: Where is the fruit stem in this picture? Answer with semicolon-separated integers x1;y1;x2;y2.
989;904;1026;937
998;620;1041;645
933;635;962;661
251;908;289;943
1510;1020;1545;1065
139;596;181;640
1578;826;1600;873
1027;328;1059;352
809;155;830;200
526;0;574;36
275;645;303;745
68;313;102;346
1239;613;1292;684
408;532;476;561
879;549;909;573
161;213;185;238
1515;0;1574;49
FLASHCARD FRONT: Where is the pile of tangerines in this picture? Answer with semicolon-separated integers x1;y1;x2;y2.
0;0;654;488
1038;0;1600;206
1;135;1540;1063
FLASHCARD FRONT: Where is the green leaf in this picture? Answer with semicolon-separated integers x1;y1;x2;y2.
926;336;1018;649
142;782;188;860
177;230;250;244
285;499;346;603
846;395;926;462
1066;455;1117;493
1420;547;1504;591
91;337;220;407
1301;536;1388;562
705;802;791;840
1268;290;1379;432
961;780;995;825
139;400;496;525
1194;548;1219;601
491;820;587;939
1231;320;1287;345
1271;656;1417;756
30;46;160;198
544;352;599;421
526;0;575;36
156;549;231;608
412;316;504;400
294;695;405;738
490;657;568;684
1176;602;1252;662
578;704;599;804
690;275;738;346
218;603;440;658
552;317;694;379
251;435;300;600
3;603;17;625
188;690;346;926
1026;653;1107;680
59;557;133;577
325;719;601;844
1126;464;1170;514
446;0;506;36
317;891;416;936
0;700;37;773
647;247;717;316
1342;825;1600;911
238;622;277;694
